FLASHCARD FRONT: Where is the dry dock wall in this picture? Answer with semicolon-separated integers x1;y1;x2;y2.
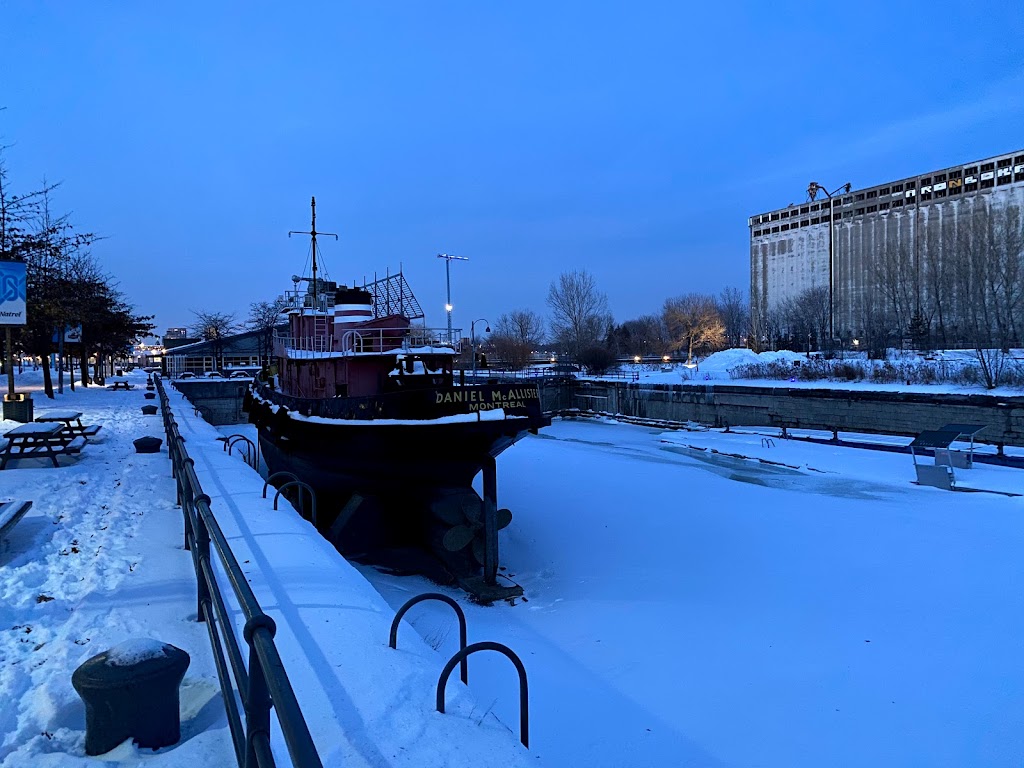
171;380;250;425
559;382;1024;449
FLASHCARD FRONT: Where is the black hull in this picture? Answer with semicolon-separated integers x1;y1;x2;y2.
246;382;549;598
257;416;535;500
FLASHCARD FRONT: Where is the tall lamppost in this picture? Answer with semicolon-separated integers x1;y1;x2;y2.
471;318;490;380
437;253;468;345
807;181;851;344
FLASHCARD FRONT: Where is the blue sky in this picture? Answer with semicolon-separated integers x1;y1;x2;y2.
2;1;1022;339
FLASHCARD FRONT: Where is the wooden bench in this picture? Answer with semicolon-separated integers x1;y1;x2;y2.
107;381;134;391
0;500;32;552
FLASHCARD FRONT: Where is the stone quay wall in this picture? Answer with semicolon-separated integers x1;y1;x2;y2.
550;382;1024;449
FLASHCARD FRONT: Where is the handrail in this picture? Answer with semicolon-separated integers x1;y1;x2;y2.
389;593;468;684
155;376;324;768
273;480;318;525
263;472;300;498
436;641;529;748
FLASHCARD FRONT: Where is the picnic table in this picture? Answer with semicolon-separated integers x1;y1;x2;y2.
36;409;102;441
0;422;86;469
108;380;135;391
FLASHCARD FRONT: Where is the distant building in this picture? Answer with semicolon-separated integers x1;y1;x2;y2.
164;327;188;339
750;148;1024;349
163;327;200;351
162;329;266;377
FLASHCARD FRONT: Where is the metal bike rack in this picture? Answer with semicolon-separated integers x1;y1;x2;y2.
223;434;259;470
262;471;300;499
273;480;317;525
761;438;776;448
436;641;529;748
389;593;468;684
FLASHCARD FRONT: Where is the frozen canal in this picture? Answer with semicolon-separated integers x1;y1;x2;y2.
349;417;1024;768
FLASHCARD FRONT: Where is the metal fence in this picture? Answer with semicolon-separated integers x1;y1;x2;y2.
156;377;324;768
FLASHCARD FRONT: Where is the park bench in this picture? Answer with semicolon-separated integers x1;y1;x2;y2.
0;500;33;552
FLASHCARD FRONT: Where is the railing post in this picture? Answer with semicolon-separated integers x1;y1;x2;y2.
243;616;276;768
194;494;212;622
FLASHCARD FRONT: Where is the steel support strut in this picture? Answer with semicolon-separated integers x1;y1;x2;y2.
482;455;498;585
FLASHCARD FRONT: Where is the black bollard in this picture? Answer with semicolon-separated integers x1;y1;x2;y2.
73;640;190;755
141;405;158;415
133;437;163;454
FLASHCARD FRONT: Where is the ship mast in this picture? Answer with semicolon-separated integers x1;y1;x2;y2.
289;196;338;312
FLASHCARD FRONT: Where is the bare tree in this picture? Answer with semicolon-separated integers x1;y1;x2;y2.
716;287;749;348
190;310;238;371
609;314;668;358
490;309;544;370
778;286;830;353
247;298;289;367
662;293;725;363
546;270;611;361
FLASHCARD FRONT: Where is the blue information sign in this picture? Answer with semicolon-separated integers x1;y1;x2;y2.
0;261;27;326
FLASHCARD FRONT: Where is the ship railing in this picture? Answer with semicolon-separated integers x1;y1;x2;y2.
340;327;458;355
273;327;459;359
156;376;325;768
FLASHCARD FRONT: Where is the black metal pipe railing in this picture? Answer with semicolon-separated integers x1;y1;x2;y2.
156;377;324;768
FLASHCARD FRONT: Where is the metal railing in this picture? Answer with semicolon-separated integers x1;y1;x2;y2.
272;326;460;360
156;377;324;768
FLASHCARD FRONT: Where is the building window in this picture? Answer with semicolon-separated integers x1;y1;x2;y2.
800;219;810;227
920;177;932;185
906;180;916;188
866;204;878;213
879;187;890;195
772;226;780;233
879;201;890;210
867;190;877;198
854;193;865;201
842;196;853;205
997;158;1011;168
950;169;961;179
810;217;820;225
892;183;903;192
855;208;864;215
921;192;932;201
935;173;946;182
965;183;978;192
935;189;946;197
800;206;809;214
981;162;994;172
781;223;790;231
981;179;995;189
964;166;978;176
892;199;904;207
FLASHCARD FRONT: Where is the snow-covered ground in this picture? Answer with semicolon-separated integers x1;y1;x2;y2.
3;367;1023;767
584;348;1024;397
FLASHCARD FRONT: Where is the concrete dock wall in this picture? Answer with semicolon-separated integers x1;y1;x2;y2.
562;382;1024;448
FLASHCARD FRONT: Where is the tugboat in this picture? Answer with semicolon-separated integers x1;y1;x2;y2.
244;198;550;601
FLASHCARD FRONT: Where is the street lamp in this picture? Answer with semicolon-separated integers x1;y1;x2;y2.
470;318;490;380
437;253;469;344
807;181;851;345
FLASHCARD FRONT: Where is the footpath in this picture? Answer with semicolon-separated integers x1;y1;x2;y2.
0;370;533;768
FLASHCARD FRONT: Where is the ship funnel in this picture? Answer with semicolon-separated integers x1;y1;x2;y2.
333;287;374;333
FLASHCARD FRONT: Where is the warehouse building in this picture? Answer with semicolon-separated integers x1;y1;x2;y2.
749;149;1024;349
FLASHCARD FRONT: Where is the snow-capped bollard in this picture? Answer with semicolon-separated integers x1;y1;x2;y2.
144;392;156;400
72;639;190;755
141;405;158;415
133;436;163;453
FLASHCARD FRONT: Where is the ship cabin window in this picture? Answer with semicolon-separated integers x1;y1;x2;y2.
335;384;348;398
